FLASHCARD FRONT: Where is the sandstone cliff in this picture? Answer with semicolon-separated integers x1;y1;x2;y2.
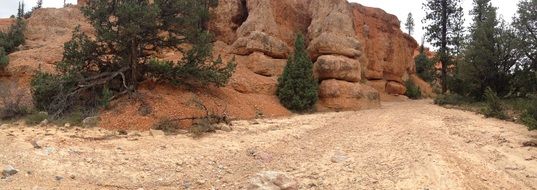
2;0;429;129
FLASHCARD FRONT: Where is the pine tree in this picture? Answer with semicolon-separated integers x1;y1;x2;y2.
277;34;318;112
512;0;537;95
415;40;435;82
31;0;235;117
423;0;465;93
36;0;43;9
17;2;24;19
0;48;8;69
405;13;415;36
461;0;518;98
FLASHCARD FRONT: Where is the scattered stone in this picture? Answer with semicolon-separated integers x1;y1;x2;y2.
55;176;64;181
522;140;537;147
331;150;349;163
525;156;535;161
31;140;42;149
150;129;165;137
215;123;233;132
39;119;49;126
118;130;128;135
0;124;10;128
505;164;525;171
43;147;56;155
248;171;298;190
2;165;18;178
197;179;206;185
82;116;101;128
70;175;76;179
64;123;71;127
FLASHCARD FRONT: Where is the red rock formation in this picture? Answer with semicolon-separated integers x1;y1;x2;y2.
0;0;429;129
77;0;88;6
351;3;419;95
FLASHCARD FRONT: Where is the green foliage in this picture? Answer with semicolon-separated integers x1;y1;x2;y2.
0;18;26;54
423;0;465;93
521;101;537;130
277;34;318;112
0;48;8;69
415;44;435;83
153;118;181;134
30;71;72;112
147;58;235;87
512;0;537;96
0;82;28;120
405;80;422;100
460;0;518;99
58;110;85;126
434;94;471;106
405;13;415;35
481;87;508;119
100;86;112;109
24;112;48;126
32;0;235;118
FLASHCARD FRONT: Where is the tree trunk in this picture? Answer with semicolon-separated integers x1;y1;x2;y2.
131;39;138;89
441;0;448;94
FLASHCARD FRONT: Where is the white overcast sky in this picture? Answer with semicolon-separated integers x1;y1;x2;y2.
0;0;78;18
349;0;522;44
0;0;522;43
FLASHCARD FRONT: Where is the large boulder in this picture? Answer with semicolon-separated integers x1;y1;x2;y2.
385;81;406;95
230;0;309;58
228;66;278;95
308;33;362;59
307;0;362;60
314;55;361;82
318;79;380;111
235;52;286;77
232;31;290;59
248;171;298;190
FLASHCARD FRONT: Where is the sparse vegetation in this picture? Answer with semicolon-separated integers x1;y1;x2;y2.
153;118;181;134
0;82;28;120
415;42;435;83
277;34;318;112
521;99;537;130
481;88;508;120
405;80;422;100
0;48;8;69
0;2;26;69
434;94;471;106
24;112;48;126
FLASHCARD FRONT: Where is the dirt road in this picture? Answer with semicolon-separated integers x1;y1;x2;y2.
1;100;536;189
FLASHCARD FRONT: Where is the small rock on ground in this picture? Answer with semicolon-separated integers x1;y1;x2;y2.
82;116;100;128
2;165;18;178
248;171;298;190
331;150;349;163
150;129;165;137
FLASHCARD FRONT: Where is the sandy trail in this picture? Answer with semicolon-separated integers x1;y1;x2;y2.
1;100;536;189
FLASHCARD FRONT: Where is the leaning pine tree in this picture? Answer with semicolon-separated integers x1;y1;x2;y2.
277;34;318;112
31;0;235;118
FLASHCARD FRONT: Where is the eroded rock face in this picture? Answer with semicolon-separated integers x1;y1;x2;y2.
385;81;406;95
351;3;419;93
208;0;247;44
318;79;380;111
236;52;286;77
314;55;361;82
229;0;310;59
307;0;361;59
